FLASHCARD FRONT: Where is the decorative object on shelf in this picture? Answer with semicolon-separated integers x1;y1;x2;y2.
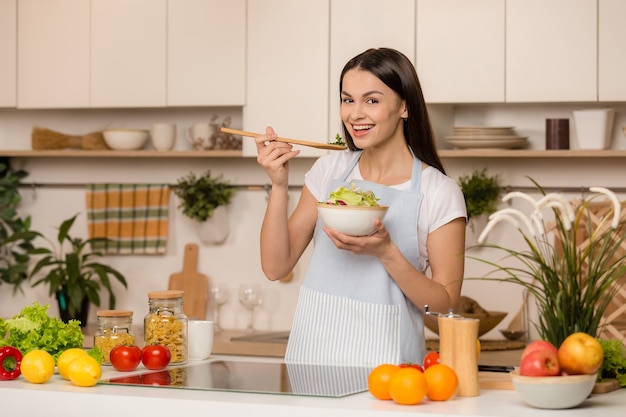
445;126;528;150
175;171;235;245
423;296;507;338
85;183;170;255
545;118;570;150
29;214;128;326
0;161;39;293
187;116;243;151
467;179;626;347
458;168;502;246
31;126;109;150
573;108;615;150
150;123;177;151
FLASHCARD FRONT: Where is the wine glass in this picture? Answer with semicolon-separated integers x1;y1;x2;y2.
209;283;230;333
239;284;262;333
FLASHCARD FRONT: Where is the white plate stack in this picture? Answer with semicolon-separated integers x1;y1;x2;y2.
445;126;528;150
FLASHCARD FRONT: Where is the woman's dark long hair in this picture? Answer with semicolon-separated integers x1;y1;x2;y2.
339;48;445;175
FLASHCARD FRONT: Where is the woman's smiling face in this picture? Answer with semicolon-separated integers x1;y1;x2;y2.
340;68;407;149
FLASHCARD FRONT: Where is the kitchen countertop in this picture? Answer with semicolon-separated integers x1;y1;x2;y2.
2;355;625;417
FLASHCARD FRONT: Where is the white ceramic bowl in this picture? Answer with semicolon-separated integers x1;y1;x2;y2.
103;129;149;150
316;203;388;236
510;370;596;409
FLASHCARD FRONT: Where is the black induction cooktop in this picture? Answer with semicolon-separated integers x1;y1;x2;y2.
102;360;372;398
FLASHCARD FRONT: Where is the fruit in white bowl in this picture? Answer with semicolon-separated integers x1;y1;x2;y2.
510;370;597;409
557;332;604;375
519;340;560;376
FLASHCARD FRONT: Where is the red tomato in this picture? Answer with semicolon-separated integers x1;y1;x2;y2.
141;345;171;370
423;351;440;370
109;345;142;372
399;362;424;372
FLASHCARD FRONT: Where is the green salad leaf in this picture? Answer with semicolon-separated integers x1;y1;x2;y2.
0;302;84;361
324;183;380;207
598;338;626;387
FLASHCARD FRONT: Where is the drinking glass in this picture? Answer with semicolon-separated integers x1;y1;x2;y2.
238;284;262;333
209;283;229;333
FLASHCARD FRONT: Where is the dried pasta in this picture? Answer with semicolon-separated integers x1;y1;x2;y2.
144;312;187;363
95;330;135;365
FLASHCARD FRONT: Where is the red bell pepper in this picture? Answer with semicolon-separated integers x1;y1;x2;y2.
0;346;22;380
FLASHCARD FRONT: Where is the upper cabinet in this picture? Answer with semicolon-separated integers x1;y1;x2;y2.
506;0;596;102
599;0;626;101
0;0;16;107
329;0;416;140
416;0;505;103
16;0;245;109
17;0;90;108
243;0;330;157
167;0;245;106
91;0;166;107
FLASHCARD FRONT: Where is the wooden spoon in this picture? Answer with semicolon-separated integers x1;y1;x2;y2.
220;127;347;150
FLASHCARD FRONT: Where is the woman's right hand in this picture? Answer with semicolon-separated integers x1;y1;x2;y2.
255;126;300;187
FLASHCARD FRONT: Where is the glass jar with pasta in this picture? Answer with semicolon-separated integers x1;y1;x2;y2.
144;290;188;365
94;309;135;365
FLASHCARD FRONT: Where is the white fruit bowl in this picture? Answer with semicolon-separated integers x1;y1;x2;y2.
510;370;597;409
103;129;149;150
316;203;388;236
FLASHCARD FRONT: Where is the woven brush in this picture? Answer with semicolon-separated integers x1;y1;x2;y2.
31;127;110;150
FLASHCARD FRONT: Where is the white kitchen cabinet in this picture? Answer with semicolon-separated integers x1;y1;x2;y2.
416;0;505;103
0;0;16;107
599;0;626;101
506;0;596;102
91;0;167;107
243;0;330;158
329;0;416;140
167;0;245;107
17;0;90;108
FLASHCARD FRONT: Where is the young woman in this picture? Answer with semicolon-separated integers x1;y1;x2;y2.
254;48;466;366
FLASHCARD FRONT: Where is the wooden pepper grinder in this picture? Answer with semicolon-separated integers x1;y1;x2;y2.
438;315;480;397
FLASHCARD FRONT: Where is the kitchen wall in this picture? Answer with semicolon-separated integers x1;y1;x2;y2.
1;101;626;341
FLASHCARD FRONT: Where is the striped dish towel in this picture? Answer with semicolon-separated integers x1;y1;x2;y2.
85;184;170;255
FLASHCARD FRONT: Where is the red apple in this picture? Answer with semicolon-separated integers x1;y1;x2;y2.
520;340;558;363
557;332;604;375
520;349;561;376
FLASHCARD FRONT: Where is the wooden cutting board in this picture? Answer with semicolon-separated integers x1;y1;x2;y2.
168;243;209;320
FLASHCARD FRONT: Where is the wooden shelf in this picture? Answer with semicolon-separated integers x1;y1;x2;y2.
0;149;243;158
439;149;626;158
1;149;626;159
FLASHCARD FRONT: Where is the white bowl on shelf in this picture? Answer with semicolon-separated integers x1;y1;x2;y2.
102;129;149;150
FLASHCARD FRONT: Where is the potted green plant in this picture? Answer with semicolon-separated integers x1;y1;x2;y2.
458;169;503;246
468;179;626;347
0;160;39;294
174;170;235;244
458;168;503;221
29;214;128;325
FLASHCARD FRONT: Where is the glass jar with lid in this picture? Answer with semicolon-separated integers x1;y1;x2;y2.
144;290;188;365
94;309;135;365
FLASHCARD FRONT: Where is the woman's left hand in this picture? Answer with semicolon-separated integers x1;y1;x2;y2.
322;219;392;258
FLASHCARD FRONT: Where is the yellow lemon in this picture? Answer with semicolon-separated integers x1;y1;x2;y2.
21;350;55;384
476;339;481;360
57;348;89;380
67;355;102;387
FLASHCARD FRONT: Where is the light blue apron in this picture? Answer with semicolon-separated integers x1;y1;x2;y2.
285;151;425;366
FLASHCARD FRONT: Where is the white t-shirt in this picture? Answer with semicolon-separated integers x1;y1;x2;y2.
305;151;467;272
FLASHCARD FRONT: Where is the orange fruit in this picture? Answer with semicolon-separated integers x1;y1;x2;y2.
388;367;427;405
423;364;458;401
367;364;400;400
